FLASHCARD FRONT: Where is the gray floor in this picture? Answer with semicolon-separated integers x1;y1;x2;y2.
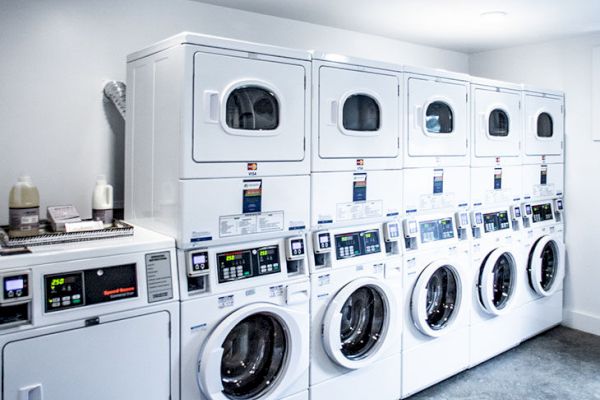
410;327;600;400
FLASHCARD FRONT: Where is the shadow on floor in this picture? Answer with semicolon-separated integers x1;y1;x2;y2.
409;326;600;400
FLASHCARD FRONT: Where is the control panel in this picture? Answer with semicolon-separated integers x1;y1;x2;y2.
419;217;455;244
482;210;510;233
334;229;381;260
285;236;306;261
217;245;281;283
555;199;563;211
403;219;418;239
0;271;32;305
532;203;554;223
187;250;210;277
313;231;332;254
455;211;470;240
510;205;521;220
44;264;138;313
470;211;483;238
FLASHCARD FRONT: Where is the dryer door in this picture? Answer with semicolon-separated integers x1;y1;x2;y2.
411;260;463;338
407;77;468;157
524;93;564;157
478;247;518;316
473;87;521;158
528;236;565;296
321;277;396;370
193;51;306;163
198;303;306;400
318;66;399;159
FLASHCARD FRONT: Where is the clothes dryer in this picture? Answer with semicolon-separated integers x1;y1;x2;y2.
179;235;310;400
125;33;311;248
400;212;470;398
404;67;470;168
307;222;402;400
311;53;402;172
469;206;523;367
516;198;565;340
522;86;564;165
470;77;522;167
0;227;180;400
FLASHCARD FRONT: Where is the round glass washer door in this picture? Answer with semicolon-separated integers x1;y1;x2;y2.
479;248;518;316
411;260;463;338
197;303;305;400
322;277;396;370
528;236;565;296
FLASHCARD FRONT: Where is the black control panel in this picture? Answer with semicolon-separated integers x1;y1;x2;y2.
335;229;381;260
45;264;138;313
2;274;29;302
419;218;455;243
217;245;281;283
483;211;510;232
190;251;209;274
532;203;554;223
317;232;331;250
289;238;305;257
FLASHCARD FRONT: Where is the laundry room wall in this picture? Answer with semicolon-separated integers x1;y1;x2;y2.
470;33;600;336
0;0;469;225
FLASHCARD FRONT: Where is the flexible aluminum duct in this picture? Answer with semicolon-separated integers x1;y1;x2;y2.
103;80;126;119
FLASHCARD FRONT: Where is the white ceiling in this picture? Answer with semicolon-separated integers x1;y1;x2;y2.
193;0;600;53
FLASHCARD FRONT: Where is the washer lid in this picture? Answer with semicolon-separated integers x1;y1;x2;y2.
529;236;565;297
322;277;396;370
411;259;463;338
197;302;306;400
479;247;518;316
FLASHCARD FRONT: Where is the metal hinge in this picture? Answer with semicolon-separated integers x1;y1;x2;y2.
304;137;306;151
398;85;400;96
168;321;171;338
304;75;306;89
398;137;401;149
518;101;522;110
466;93;468;102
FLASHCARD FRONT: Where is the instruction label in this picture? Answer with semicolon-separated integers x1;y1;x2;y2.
145;251;174;303
336;200;383;221
353;173;367;201
419;193;455;211
540;165;548;185
433;169;444;194
494;168;502;190
220;211;284;238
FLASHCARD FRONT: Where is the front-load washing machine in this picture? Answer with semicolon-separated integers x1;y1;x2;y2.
516;198;565;340
400;212;470;398
125;33;311;247
0;227;180;400
469;206;523;367
470;77;522;167
522;86;564;165
179;235;310;400
404;66;470;168
307;222;402;400
311;53;402;173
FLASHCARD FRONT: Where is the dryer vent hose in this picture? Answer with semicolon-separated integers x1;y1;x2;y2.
103;80;126;119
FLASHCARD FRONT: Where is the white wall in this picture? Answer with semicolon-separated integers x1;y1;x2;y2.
471;33;600;336
0;0;468;224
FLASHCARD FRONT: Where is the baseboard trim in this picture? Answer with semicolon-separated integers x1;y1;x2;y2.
562;309;600;336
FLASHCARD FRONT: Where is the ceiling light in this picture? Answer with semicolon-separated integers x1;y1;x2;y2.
480;10;507;22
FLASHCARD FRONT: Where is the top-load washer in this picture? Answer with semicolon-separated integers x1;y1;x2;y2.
311;53;402;172
404;66;470;168
307;221;402;400
125;33;311;248
522;86;564;165
178;235;310;400
0;227;180;400
470;77;522;167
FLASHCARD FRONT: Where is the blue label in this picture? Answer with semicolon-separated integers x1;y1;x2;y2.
494;168;502;190
433;169;444;194
191;236;212;243
318;219;333;224
386;212;399;217
353;173;367;202
288;225;306;231
242;179;262;214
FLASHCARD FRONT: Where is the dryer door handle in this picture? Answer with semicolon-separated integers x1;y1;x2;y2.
204;90;220;123
18;384;43;400
329;100;339;125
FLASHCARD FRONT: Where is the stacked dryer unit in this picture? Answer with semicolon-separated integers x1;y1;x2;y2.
126;33;312;400
468;77;525;367
0;228;180;400
401;67;472;398
518;86;566;340
308;53;403;400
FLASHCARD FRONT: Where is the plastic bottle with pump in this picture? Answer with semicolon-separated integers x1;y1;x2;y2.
92;175;113;226
9;175;40;237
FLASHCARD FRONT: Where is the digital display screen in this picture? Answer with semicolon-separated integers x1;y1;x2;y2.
388;224;399;238
532;203;554;223
5;279;23;291
193;254;206;264
557;200;563;210
514;207;521;218
525;204;532;215
460;213;469;226
217;245;280;283
483;211;510;232
419;218;455;243
335;229;381;260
